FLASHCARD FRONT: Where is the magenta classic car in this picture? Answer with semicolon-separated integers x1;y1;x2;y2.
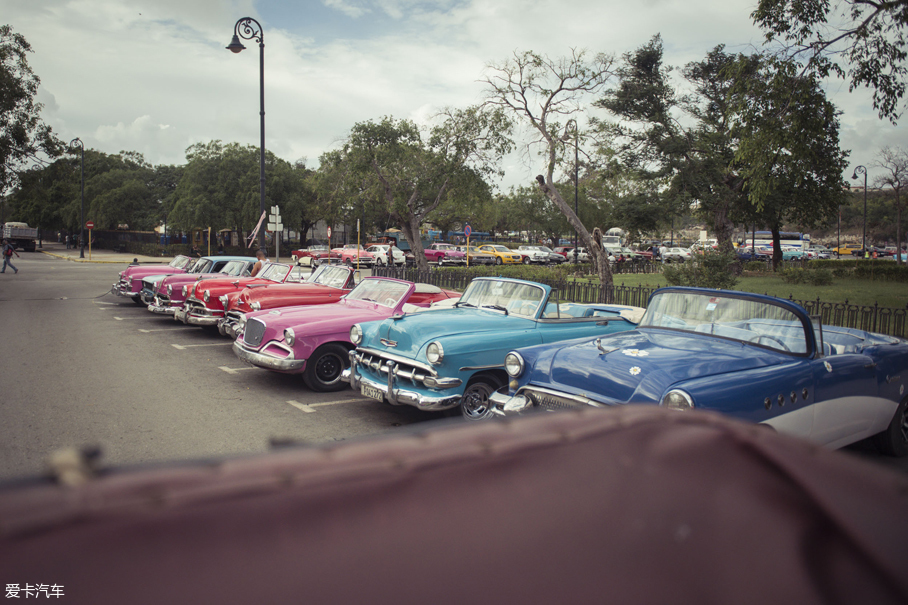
147;258;256;316
423;242;467;266
111;255;195;304
233;277;460;391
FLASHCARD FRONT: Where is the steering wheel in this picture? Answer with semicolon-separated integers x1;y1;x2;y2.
747;333;790;352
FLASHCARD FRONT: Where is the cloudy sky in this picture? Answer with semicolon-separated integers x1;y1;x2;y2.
7;0;905;189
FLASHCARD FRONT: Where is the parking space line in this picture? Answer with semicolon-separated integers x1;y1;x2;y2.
219;366;258;374
171;343;233;350
94;301;117;305
287;398;368;414
139;328;191;333
114;316;149;321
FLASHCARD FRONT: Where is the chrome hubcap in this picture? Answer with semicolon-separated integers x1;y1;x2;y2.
462;382;495;419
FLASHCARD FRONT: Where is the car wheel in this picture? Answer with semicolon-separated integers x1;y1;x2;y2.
460;374;504;421
304;343;350;392
874;396;908;457
523;256;531;264
495;257;502;265
376;257;385;267
345;258;352;266
132;296;144;306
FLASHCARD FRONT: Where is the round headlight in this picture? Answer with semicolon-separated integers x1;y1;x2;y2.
182;285;188;296
504;352;525;377
167;284;173;296
284;327;295;346
203;290;210;302
219;295;228;306
251;301;261;311
426;341;444;365
350;324;363;345
661;389;694;411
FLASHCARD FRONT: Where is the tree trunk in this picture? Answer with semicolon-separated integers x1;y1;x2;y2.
400;217;430;273
712;201;735;254
897;188;902;266
771;227;782;271
536;175;613;286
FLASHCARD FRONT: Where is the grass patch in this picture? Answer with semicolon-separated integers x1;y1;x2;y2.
603;274;908;308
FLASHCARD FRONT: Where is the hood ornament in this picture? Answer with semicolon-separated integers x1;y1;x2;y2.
380;338;398;347
595;338;618;356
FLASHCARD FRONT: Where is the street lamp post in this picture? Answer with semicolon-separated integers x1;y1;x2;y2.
852;165;867;257
69;138;85;259
565;119;579;263
227;17;266;251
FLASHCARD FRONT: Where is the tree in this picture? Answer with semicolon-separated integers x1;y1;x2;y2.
343;110;511;271
873;146;908;263
0;25;61;197
752;0;908;122
597;39;746;256
482;49;617;285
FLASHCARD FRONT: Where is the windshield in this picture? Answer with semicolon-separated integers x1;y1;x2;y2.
221;261;248;276
189;259;213;273
458;279;545;318
489;245;510;252
259;263;292;283
169;255;192;269
309;245;328;251
436;244;455;250
346;279;409;308
639;291;808;354
310;265;351;288
539;246;554;253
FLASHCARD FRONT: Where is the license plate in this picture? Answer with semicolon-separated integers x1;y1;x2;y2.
362;385;384;402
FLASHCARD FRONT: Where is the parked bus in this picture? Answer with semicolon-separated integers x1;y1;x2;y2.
736;231;810;250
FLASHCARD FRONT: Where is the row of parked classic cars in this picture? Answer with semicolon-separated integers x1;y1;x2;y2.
292;242;584;267
110;253;908;457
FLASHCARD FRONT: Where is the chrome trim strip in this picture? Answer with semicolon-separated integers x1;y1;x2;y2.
355;347;437;377
233;341;305;372
459;364;504;372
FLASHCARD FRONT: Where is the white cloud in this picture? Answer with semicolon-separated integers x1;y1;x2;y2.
3;0;904;190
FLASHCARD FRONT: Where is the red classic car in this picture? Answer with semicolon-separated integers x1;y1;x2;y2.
147;258;256;316
290;245;340;267
218;264;359;338
174;263;308;328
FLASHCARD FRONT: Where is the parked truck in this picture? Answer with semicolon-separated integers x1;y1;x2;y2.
2;222;38;252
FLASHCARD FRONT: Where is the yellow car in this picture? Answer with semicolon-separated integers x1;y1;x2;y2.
477;244;523;265
832;244;858;257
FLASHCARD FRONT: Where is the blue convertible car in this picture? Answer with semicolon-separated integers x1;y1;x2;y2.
491;287;908;456
344;276;644;419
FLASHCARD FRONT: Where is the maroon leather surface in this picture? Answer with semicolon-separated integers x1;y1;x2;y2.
1;407;906;604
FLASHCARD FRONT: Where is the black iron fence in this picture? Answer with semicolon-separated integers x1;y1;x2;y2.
374;267;907;338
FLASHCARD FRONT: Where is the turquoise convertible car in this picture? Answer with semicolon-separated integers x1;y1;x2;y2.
343;276;643;419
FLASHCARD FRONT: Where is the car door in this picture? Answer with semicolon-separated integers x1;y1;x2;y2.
810;352;878;446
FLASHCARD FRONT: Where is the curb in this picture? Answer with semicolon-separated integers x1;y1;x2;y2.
39;251;137;264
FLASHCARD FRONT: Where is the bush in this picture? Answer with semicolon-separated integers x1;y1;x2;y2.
780;268;834;286
744;260;768;272
853;262;908;282
663;251;738;290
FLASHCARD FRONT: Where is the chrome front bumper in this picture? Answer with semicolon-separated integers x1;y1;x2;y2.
148;303;177;315
343;351;462;411
174;300;221;326
489;389;532;417
110;282;139;298
233;341;306;372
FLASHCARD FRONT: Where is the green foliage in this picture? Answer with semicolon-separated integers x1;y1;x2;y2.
853;262;908;282
438;262;586;283
751;0;908;121
662;251;739;289
744;260;769;272
0;25;61;194
779;267;834;286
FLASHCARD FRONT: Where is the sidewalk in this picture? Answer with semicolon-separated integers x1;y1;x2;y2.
39;242;170;264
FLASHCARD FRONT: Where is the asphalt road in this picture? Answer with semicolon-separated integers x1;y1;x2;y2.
0;252;433;482
0;251;905;482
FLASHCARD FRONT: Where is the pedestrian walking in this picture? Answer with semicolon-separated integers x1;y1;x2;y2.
2;239;20;274
65;234;71;249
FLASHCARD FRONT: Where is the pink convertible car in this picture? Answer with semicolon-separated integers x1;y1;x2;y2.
233;277;459;392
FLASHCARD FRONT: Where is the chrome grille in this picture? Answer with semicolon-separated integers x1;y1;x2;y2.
354;350;433;386
524;389;587;411
244;318;267;348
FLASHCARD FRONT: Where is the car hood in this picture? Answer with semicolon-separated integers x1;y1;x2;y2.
528;329;787;405
365;308;536;358
190;277;276;299
246;301;393;344
233;283;348;311
122;265;184;279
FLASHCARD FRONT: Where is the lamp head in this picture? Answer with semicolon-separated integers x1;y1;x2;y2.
226;35;246;53
851;170;858;180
